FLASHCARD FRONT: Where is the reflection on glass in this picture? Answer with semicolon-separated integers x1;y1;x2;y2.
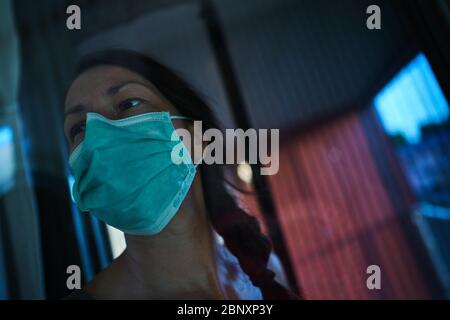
374;53;450;297
0;126;16;194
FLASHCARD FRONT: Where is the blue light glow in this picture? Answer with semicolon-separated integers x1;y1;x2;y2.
0;126;13;146
0;126;15;194
374;53;449;144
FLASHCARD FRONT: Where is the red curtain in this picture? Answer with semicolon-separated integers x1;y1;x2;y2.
267;112;431;299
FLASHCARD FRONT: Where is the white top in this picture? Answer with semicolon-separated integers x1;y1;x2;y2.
214;232;263;300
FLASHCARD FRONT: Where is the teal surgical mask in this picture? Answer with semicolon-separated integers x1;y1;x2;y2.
69;111;197;235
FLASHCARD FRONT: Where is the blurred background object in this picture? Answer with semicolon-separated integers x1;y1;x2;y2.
0;0;449;299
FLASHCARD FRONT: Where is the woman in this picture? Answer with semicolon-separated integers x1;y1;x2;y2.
64;49;298;300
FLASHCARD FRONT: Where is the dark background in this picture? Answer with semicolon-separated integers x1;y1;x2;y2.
0;0;449;299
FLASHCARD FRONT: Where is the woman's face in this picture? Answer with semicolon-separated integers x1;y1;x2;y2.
64;65;181;152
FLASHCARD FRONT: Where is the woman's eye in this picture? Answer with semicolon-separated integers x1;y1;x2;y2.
70;122;85;141
119;98;143;110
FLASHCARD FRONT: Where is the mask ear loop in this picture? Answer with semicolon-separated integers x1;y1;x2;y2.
170;115;192;121
170;115;201;168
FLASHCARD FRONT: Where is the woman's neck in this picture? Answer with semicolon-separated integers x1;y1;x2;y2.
87;177;226;299
122;215;224;299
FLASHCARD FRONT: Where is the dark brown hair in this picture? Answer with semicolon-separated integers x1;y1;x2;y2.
76;49;298;300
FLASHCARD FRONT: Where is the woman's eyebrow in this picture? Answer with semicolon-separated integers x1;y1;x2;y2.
64;81;152;120
106;80;150;96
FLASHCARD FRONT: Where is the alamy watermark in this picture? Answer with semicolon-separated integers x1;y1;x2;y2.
366;5;381;30
68;4;382;31
66;5;81;30
66;265;81;290
171;121;280;176
366;264;381;290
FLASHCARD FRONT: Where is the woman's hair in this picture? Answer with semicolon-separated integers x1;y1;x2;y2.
75;49;298;300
